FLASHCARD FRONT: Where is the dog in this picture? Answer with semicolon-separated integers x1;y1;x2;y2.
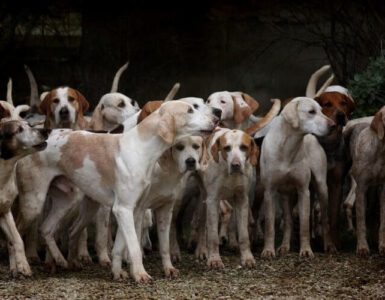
14;101;218;282
345;106;385;256
203;128;259;268
0;120;49;277
260;97;336;258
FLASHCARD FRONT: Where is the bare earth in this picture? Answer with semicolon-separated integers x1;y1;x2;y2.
0;251;384;299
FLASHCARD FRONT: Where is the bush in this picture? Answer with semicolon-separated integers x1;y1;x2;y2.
348;55;385;117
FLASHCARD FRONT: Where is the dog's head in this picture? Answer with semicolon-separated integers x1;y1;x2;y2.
206;91;259;124
91;93;139;130
211;129;259;174
39;87;89;128
370;106;385;140
282;97;335;137
314;86;355;127
155;101;219;144
0;120;50;160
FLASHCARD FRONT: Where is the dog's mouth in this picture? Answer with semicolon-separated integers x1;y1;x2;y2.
33;142;48;151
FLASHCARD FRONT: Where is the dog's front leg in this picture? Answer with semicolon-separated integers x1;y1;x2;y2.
234;193;255;268
0;211;32;277
277;195;292;255
155;202;179;278
297;188;314;258
95;205;112;267
261;187;276;258
355;183;370;256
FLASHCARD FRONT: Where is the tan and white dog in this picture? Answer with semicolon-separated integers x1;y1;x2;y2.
15;101;218;282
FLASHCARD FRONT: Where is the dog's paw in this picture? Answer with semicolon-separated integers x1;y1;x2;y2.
324;242;337;254
79;254;93;264
99;257;111;268
277;245;290;256
207;256;224;269
27;255;41;265
356;246;370;257
164;267;179;278
195;247;208;261
133;271;152;283
261;248;275;259
68;258;83;270
112;270;129;281
299;248;314;258
241;256;256;268
55;256;69;269
16;261;32;277
171;252;181;263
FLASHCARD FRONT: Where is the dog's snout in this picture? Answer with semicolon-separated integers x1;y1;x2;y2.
212;108;222;119
59;107;70;118
336;111;346;126
328;119;337;132
230;162;241;173
185;157;197;170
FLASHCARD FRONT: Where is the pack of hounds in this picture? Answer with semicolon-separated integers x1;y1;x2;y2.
0;63;381;283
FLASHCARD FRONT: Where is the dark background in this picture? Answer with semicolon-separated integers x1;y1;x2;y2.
0;0;384;110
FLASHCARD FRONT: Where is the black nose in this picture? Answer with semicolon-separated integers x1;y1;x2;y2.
230;162;241;173
212;108;222;119
38;128;51;139
336;111;346;126
185;157;196;170
59;107;69;118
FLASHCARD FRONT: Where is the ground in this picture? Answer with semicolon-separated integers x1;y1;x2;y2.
0;251;384;299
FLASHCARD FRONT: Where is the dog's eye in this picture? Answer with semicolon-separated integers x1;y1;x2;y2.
188;107;194;114
53;98;59;104
323;102;332;108
175;144;185;151
68;96;75;103
207;99;211;103
193;104;199;109
341;101;348;106
308;110;316;114
220;100;226;104
223;145;231;152
192;143;200;150
240;144;248;152
118;101;126;108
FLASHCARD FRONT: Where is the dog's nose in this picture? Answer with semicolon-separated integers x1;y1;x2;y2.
336;111;346;126
230;162;241;173
185;157;196;170
212;108;222;119
59;107;70;118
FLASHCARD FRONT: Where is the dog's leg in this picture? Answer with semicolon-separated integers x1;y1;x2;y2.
67;197;100;269
111;227;129;280
234;194;255;268
327;165;343;249
344;173;357;233
355;183;370;256
95;205;112;267
297;188;314;258
155;202;179;278
227;212;238;251
169;209;181;263
0;211;32;277
379;186;385;255
24;220;40;264
277;195;292;255
206;188;224;269
261;188;276;258
194;207;207;260
77;229;92;264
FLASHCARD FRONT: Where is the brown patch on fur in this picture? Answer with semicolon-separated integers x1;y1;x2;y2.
232;96;253;124
241;133;259;166
211;134;228;163
137;101;163;124
58;133;120;187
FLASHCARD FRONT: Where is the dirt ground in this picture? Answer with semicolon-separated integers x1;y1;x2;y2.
0;250;384;299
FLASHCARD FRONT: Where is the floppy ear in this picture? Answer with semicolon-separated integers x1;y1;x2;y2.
158;149;173;172
345;95;356;114
210;138;221;163
74;90;90;113
157;112;176;144
90;104;104;130
282;100;299;129
249;139;260;166
232;95;252;124
137;101;163;124
39;92;53;116
371;110;384;140
242;93;260;114
199;138;209;170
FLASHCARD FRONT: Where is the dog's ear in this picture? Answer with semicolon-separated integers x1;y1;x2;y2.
210;138;221;163
137;101;163;124
249;138;260;166
242;93;260;114
90;103;104;131
39;91;53;116
199;137;209;170
157;112;176;144
158;149;173;172
371;110;384;140
282;100;299;129
232;95;253;124
345;94;356;114
74;90;90;113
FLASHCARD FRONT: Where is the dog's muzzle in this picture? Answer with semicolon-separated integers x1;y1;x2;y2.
230;162;242;174
59;107;70;120
336;111;347;126
185;157;197;171
212;108;222;119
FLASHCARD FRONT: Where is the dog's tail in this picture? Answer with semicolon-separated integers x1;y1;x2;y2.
24;65;40;112
164;82;180;102
6;78;13;105
14;104;31;119
110;61;129;93
244;98;281;135
315;74;335;97
306;65;332;98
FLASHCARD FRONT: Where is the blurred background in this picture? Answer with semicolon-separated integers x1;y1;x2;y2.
0;0;384;112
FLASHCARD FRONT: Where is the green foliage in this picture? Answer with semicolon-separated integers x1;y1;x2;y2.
348;55;385;117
